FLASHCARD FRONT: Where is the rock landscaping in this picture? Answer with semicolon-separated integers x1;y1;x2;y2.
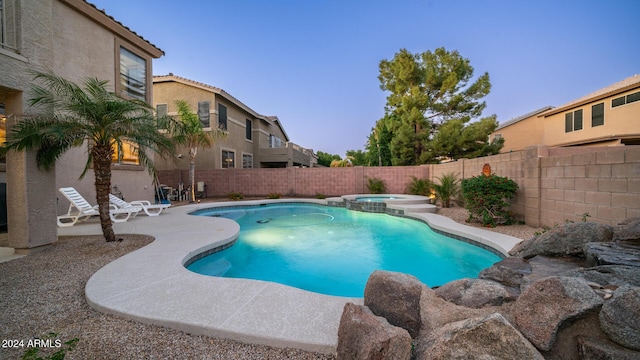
337;218;640;359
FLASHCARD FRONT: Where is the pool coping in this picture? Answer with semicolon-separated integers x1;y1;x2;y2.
60;198;523;355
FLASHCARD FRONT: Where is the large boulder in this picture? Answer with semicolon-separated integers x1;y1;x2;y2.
513;276;603;351
478;256;531;290
560;265;640;288
414;313;543;360
434;278;516;308
419;285;497;336
337;302;412;360
509;222;613;259
584;242;640;267
599;286;640;350
577;336;640;360
364;270;424;337
613;217;640;243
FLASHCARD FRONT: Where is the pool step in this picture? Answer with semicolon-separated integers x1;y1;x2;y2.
201;258;231;276
388;203;437;214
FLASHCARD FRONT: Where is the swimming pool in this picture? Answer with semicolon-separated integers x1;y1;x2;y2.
188;203;501;297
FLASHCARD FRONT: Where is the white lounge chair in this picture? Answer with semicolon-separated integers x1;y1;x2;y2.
57;187;141;227
109;193;170;216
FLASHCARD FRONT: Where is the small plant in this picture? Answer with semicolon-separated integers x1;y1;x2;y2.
405;176;432;196
581;212;591;222
227;192;244;200
461;173;519;227
367;177;386;194
22;332;79;360
433;172;460;208
267;192;281;199
315;193;327;199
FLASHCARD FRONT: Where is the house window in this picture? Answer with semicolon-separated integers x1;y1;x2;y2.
0;0;17;51
628;92;640;104
112;140;139;165
612;91;640;107
592;103;604;127
222;150;235;168
245;119;252;140
564;110;583;132
0;103;5;163
0;0;6;48
119;47;147;101
565;113;573;132
573;109;583;131
156;104;168;118
243;154;253;168
218;103;227;130
198;101;210;128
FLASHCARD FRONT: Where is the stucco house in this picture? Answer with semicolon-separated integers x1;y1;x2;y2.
152;74;317;188
492;75;640;152
0;0;163;251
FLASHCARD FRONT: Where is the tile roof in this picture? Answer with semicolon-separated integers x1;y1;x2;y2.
540;74;640;117
153;74;289;140
84;0;163;55
496;106;554;130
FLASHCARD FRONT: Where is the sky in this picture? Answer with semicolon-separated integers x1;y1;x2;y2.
90;0;640;156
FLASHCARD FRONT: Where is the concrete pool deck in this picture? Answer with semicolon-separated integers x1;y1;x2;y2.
58;199;523;354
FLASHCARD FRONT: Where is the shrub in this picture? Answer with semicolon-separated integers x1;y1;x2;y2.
267;192;281;199
367;177;386;194
461;174;518;227
405;176;432;196
433;172;460;208
227;192;244;200
315;193;327;199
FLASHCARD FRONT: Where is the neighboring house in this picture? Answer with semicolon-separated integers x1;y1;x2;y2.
489;106;554;153
0;0;163;251
153;74;317;173
492;75;640;152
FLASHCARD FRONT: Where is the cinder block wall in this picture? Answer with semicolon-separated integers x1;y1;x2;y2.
156;145;640;227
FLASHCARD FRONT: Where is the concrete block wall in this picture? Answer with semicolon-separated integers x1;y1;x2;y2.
156;145;640;227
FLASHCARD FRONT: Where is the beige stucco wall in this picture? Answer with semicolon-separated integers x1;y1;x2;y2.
493;114;545;152
153;79;291;171
51;2;158;214
0;0;160;249
543;89;640;147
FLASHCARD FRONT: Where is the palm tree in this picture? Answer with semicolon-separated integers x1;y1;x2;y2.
433;172;460;208
165;100;226;203
330;156;355;167
1;72;175;242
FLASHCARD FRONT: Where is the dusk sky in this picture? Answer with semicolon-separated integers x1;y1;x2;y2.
90;0;640;156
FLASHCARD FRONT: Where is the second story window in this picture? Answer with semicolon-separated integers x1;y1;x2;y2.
565;109;583;133
120;47;147;101
592;103;604;127
198;101;210;128
245;119;252;140
0;0;17;52
218;103;227;130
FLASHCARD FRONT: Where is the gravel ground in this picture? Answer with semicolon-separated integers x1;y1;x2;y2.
0;205;541;360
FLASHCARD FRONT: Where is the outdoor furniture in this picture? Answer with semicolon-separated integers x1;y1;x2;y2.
57;187;140;227
109;193;170;216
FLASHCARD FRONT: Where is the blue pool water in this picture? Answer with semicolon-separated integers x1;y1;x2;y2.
188;203;501;297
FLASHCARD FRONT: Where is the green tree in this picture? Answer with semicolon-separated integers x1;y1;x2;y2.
346;149;368;166
427;115;503;161
164;100;226;203
365;116;394;166
1;72;174;242
378;47;495;164
316;150;341;167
